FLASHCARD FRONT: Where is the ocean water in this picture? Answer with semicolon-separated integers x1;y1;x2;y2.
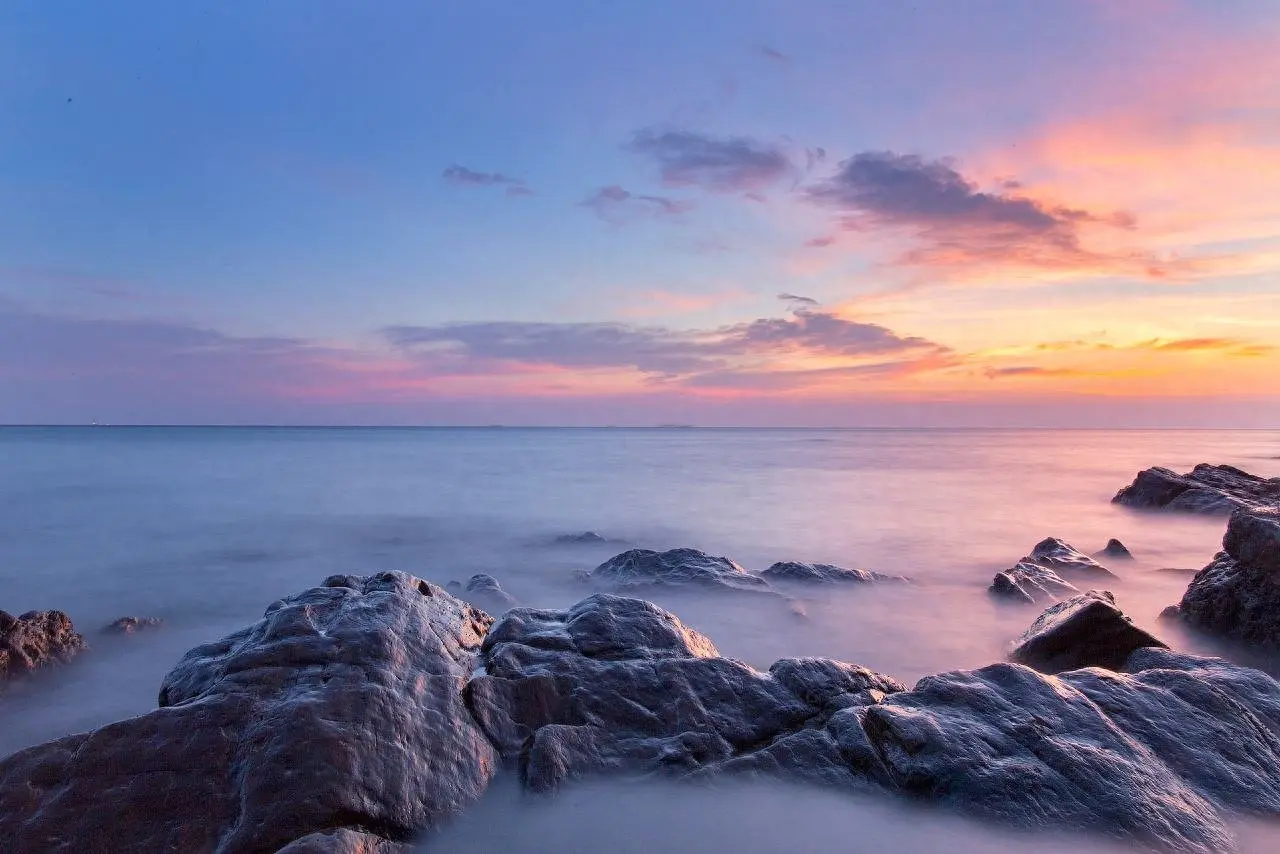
2;426;1279;851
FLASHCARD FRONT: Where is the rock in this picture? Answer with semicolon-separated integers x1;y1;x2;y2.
460;573;518;615
0;572;497;852
1160;604;1182;620
587;548;777;595
1008;590;1167;673
761;561;909;585
102;616;164;635
1177;507;1280;645
989;538;1114;604
274;828;416;853
553;531;612;545
1113;463;1280;514
1096;538;1134;560
0;609;86;686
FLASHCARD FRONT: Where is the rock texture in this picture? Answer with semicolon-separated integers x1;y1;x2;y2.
1176;507;1280;645
1009;590;1167;673
553;531;612;546
0;572;497;853
102;616;164;635
761;561;908;585
989;538;1113;604
0;610;86;686
1113;464;1280;514
587;548;777;595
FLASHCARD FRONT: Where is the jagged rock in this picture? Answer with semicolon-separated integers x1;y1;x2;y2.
1113;464;1280;514
989;538;1113;604
1096;538;1134;560
274;828;415;853
0;610;86;686
1008;591;1167;673
1177;507;1280;645
102;616;164;635
0;572;496;853
586;548;777;595
761;562;909;585
460;574;518;615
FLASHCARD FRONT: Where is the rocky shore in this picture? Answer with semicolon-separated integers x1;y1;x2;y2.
3;461;1279;852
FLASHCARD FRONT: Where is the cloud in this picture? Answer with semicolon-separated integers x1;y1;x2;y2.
984;366;1085;379
628;129;797;193
756;45;789;63
804;151;1147;274
580;185;695;223
443;165;532;195
778;292;820;308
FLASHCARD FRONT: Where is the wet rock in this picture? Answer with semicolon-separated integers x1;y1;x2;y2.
1160;604;1182;620
461;573;518;615
102;616;164;635
587;548;778;595
553;531;612;546
989;538;1113;604
274;828;415;853
0;572;497;853
0;609;86;686
1177;507;1280;645
1096;538;1134;560
1113;464;1280;514
1008;590;1167;673
761;561;909;585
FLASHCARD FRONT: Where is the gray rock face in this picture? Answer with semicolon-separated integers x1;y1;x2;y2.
761;562;908;585
1009;591;1167;673
0;572;497;853
0;609;86;687
102;616;164;635
1113;464;1280;514
989;538;1112;604
588;548;777;595
1177;507;1280;645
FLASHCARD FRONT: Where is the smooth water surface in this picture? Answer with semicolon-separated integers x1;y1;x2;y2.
2;426;1279;851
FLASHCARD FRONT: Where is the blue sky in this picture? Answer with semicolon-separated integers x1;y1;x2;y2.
2;1;1279;425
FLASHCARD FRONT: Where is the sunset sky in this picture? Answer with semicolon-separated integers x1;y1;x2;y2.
3;0;1278;426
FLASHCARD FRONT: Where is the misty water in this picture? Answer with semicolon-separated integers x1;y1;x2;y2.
3;426;1280;851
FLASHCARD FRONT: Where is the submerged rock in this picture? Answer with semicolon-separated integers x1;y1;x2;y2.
102;616;164;635
1176;507;1280;645
587;548;777;595
988;538;1111;604
553;531;613;546
0;572;497;852
1096;538;1134;560
460;573;518;615
1113;463;1280;514
1009;590;1167;673
0;610;86;687
761;562;908;585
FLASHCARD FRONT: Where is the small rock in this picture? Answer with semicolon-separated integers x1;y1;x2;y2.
1008;590;1167;673
1095;539;1134;560
460;574;518;615
761;562;909;585
1159;604;1182;621
587;548;778;596
1;609;87;686
989;538;1113;605
553;531;611;545
103;616;164;635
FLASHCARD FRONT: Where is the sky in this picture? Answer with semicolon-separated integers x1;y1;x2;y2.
2;0;1279;426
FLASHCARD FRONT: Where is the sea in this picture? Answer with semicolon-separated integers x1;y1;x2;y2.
2;426;1279;852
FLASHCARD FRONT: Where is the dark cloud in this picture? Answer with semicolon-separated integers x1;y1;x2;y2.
580;185;695;223
805;151;1141;271
442;165;531;195
628;129;796;193
778;292;820;308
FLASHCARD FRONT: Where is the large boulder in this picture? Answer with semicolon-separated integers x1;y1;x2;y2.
1113;464;1280;514
1009;591;1167;673
1176;507;1280;645
761;562;908;585
586;548;777;595
0;572;497;853
989;538;1111;604
0;610;86;687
